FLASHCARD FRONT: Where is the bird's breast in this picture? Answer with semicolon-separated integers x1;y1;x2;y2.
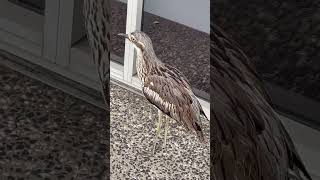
136;51;148;83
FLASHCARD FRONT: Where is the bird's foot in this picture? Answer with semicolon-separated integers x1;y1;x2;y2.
156;109;162;137
163;116;169;149
152;137;161;155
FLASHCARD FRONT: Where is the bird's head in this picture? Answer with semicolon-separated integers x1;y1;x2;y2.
117;31;153;52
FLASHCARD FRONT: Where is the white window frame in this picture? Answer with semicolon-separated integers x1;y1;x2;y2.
123;0;143;82
43;0;60;62
109;0;210;119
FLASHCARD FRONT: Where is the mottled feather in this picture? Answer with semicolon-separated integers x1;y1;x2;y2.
211;24;312;180
83;0;110;110
143;75;204;141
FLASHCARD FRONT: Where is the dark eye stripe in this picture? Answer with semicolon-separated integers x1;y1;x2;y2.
137;42;144;49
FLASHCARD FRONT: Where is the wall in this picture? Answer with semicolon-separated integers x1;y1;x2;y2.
118;0;210;33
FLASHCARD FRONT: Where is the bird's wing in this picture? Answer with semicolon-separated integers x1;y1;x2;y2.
162;63;209;120
142;75;204;141
212;25;274;106
211;24;312;180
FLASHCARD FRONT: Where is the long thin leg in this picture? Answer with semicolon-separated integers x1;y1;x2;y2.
164;115;169;148
156;109;162;137
153;109;163;154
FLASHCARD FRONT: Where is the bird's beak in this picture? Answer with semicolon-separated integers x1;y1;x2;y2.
117;33;129;39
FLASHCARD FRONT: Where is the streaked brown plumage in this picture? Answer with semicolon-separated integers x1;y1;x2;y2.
211;24;312;180
118;31;208;142
83;0;110;110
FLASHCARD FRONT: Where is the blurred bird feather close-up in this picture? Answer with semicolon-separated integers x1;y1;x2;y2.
211;24;312;180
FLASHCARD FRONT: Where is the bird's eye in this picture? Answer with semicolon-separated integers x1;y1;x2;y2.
131;37;136;42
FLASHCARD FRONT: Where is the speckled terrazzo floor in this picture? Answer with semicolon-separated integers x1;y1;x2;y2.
0;64;108;179
110;84;210;179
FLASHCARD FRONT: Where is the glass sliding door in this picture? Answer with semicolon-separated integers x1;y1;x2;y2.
115;0;211;117
110;0;127;65
66;0;210;116
140;0;210;101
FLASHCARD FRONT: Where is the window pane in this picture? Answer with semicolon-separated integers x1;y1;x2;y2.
141;0;210;99
110;0;127;64
74;0;127;65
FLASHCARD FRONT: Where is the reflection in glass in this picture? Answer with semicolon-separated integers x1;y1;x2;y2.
110;0;127;65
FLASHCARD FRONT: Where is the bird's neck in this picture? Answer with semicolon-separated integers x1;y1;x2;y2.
136;48;157;82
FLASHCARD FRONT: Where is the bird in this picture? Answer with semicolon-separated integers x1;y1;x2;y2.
211;24;312;180
118;31;208;145
83;0;111;110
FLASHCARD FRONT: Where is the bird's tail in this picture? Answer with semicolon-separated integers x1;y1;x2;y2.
194;95;209;121
200;108;209;121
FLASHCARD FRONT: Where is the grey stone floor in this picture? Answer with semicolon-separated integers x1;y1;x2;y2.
110;84;210;179
0;64;108;179
0;62;209;179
